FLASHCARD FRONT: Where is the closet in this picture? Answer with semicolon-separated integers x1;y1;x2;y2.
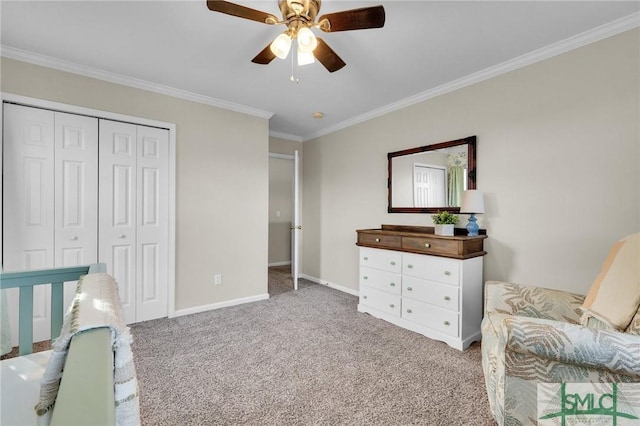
98;120;169;323
2;102;169;343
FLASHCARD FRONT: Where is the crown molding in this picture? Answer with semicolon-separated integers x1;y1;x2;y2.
268;130;304;142
2;11;637;140
0;45;274;120
302;11;640;142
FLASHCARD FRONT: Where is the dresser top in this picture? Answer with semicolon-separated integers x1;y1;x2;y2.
356;225;487;259
363;224;486;239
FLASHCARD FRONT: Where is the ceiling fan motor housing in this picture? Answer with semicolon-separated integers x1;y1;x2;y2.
279;0;320;23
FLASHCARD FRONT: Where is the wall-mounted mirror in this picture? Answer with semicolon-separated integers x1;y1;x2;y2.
388;136;476;213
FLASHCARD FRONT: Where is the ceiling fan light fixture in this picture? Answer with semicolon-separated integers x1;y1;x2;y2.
297;47;315;66
297;27;318;52
270;33;292;59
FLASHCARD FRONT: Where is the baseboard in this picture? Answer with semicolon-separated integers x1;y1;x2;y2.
172;293;270;318
300;273;359;297
268;261;291;267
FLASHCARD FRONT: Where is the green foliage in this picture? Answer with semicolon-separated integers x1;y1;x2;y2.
431;211;459;225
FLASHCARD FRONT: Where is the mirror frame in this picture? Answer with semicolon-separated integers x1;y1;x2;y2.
387;135;476;213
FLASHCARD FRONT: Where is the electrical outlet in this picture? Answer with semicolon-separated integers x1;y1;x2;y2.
214;274;222;285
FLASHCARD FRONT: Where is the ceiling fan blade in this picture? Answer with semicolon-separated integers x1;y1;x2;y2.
318;5;385;32
206;0;278;24
314;38;346;73
251;44;276;65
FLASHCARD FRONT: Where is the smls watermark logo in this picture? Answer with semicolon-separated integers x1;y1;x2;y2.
538;383;640;425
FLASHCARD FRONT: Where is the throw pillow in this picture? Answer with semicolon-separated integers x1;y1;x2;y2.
581;233;640;330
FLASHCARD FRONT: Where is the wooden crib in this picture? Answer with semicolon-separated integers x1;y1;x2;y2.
0;264;115;425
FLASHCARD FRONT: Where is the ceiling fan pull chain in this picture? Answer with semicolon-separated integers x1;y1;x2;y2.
290;44;299;84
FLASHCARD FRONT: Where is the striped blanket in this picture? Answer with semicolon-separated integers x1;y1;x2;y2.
35;273;140;426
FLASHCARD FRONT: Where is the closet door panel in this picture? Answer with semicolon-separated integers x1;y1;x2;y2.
3;104;55;271
54;112;99;309
136;126;169;321
3;104;55;344
99;120;137;324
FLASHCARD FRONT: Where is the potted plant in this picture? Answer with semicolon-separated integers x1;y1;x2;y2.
431;211;458;236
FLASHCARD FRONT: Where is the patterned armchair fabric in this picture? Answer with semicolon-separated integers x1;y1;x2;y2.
481;281;640;425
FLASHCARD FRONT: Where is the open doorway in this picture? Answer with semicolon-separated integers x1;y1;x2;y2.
268;152;302;296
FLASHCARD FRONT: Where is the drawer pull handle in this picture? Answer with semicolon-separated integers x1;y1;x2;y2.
375;238;381;242
363;257;368;261
363;276;368;280
70;236;78;241
390;261;396;266
390;283;395;287
389;304;395;308
407;264;413;269
424;243;430;248
407;287;413;291
444;321;450;326
363;295;368;299
444;271;451;276
406;309;412;314
444;296;451;301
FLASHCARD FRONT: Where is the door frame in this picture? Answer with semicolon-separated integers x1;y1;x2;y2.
268;151;301;290
0;92;177;318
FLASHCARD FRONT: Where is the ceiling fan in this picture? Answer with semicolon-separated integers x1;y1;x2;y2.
206;0;385;73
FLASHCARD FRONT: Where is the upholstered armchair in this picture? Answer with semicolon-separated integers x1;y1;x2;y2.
481;233;640;425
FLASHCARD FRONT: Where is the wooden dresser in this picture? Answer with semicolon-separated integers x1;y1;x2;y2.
356;225;487;351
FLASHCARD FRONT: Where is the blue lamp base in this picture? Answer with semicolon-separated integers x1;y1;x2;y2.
466;214;480;236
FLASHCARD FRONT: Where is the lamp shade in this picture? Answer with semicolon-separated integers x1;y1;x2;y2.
297;27;318;53
297;47;315;66
270;33;292;59
460;190;485;214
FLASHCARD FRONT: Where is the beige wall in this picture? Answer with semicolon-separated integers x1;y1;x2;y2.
270;136;304;156
302;29;640;295
1;58;270;311
268;157;293;264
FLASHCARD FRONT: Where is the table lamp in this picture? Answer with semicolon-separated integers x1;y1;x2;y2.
460;190;484;236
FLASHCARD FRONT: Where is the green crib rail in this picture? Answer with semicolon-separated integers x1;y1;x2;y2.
0;263;106;356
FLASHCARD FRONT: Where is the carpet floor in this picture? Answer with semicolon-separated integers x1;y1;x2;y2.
131;269;496;425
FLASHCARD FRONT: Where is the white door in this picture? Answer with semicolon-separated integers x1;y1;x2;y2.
413;164;447;207
3;106;98;344
54;112;99;309
99;120;138;323
291;150;300;290
3;104;55;343
99;120;168;323
135;125;169;321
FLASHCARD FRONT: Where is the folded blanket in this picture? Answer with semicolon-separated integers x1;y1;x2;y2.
35;273;140;426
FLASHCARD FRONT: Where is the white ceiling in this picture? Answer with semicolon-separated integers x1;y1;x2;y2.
1;1;639;141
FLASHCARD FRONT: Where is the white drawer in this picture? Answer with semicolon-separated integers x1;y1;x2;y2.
402;252;460;286
360;247;401;274
401;298;459;337
360;285;401;317
360;266;401;295
402;276;459;312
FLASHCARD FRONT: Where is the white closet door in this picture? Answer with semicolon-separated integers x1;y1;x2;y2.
99;120;167;324
3;104;55;343
54;112;99;309
99;120;138;323
136;126;169;321
413;165;446;207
